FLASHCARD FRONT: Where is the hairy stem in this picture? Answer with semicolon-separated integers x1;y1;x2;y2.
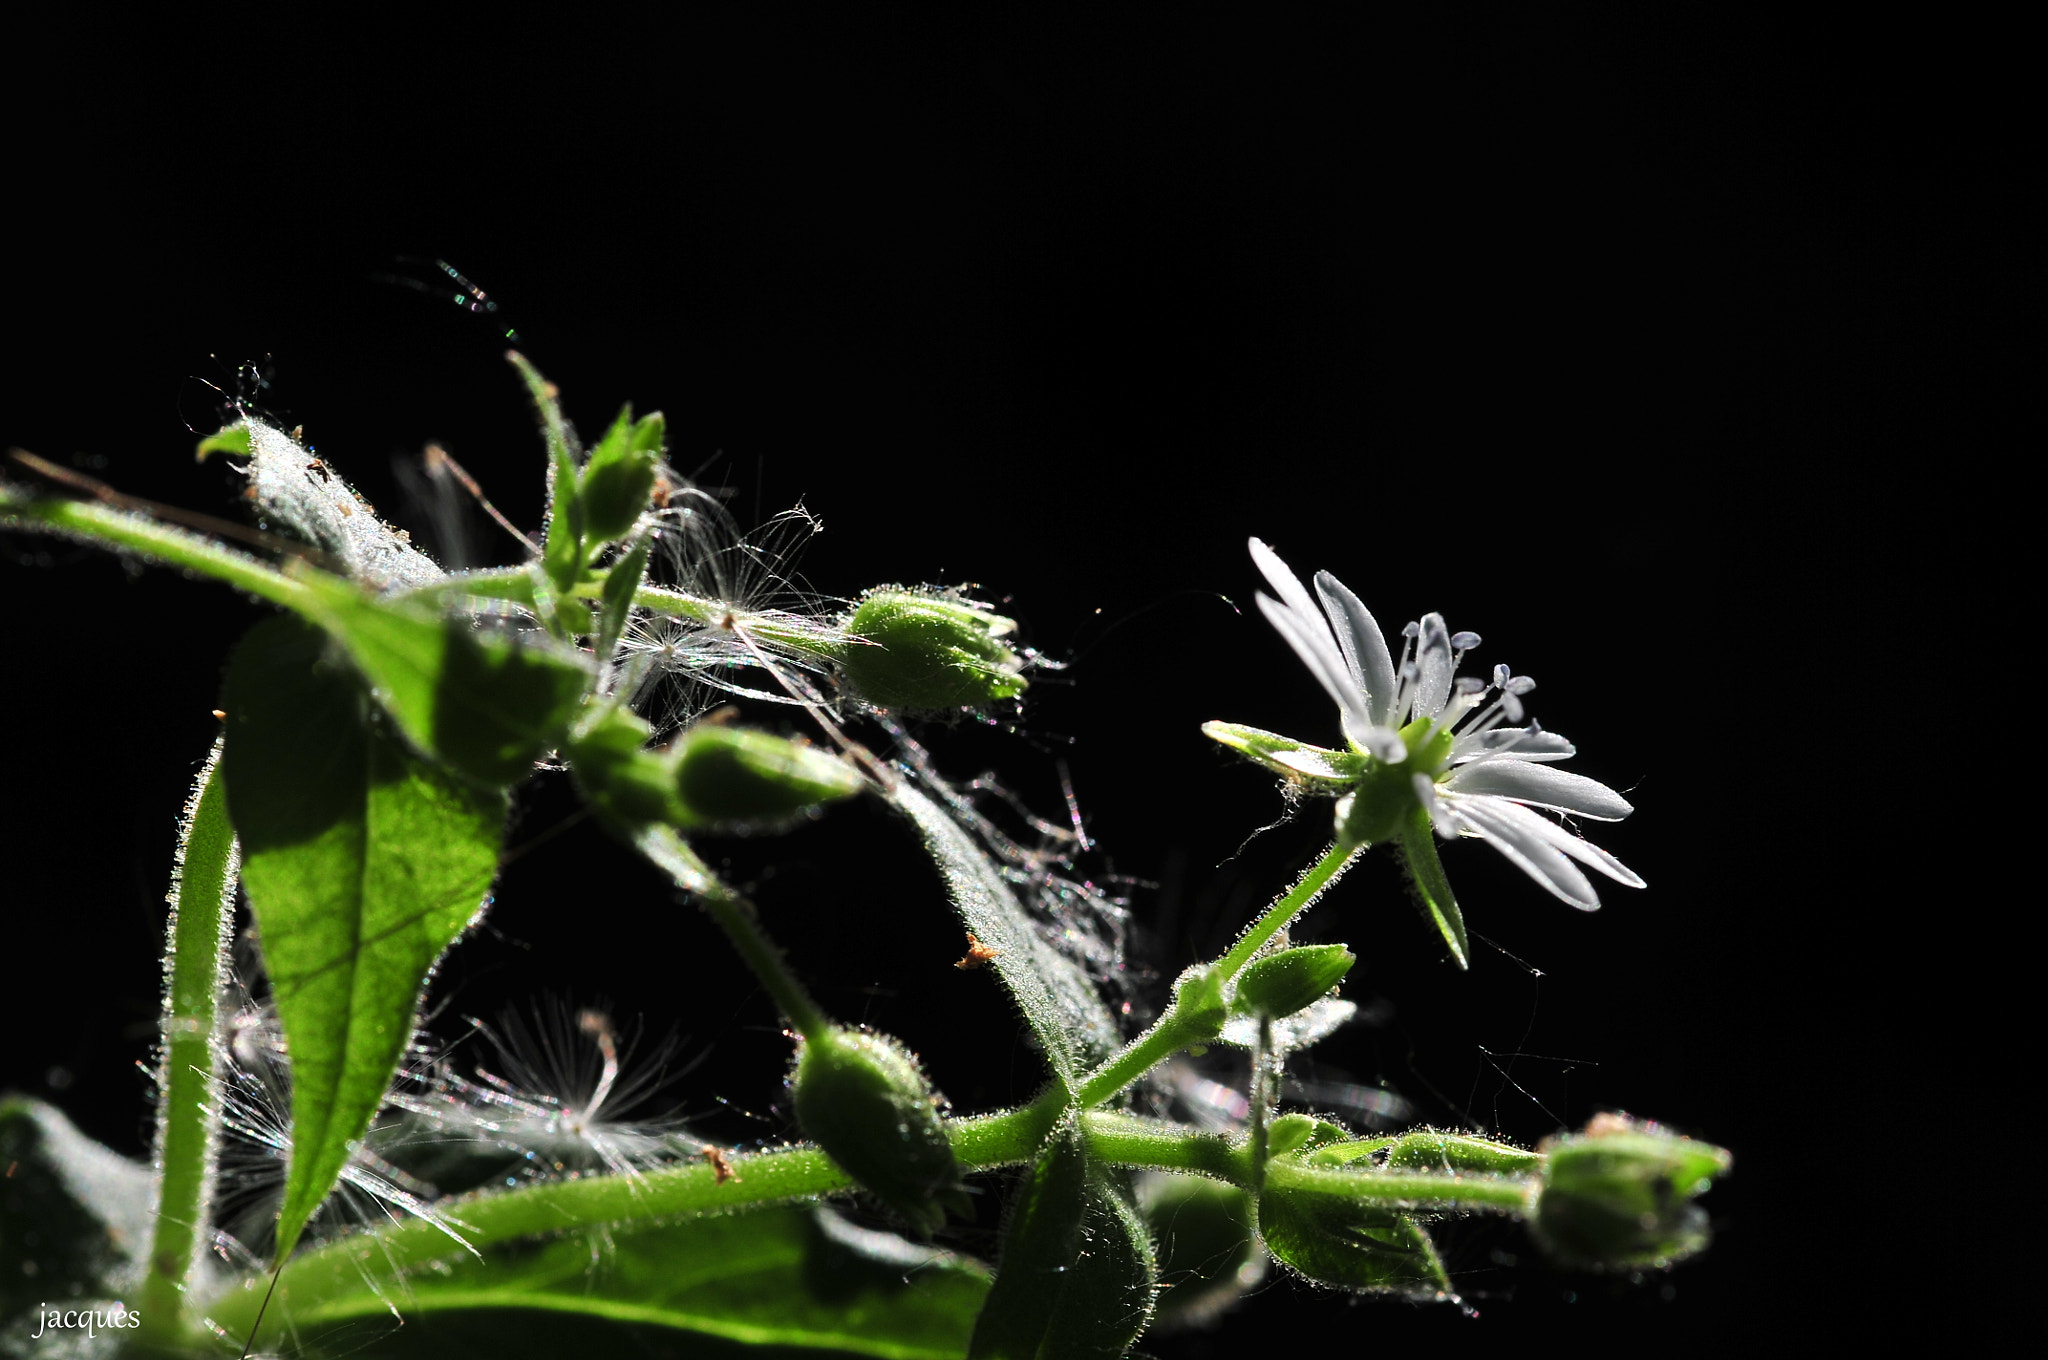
133;742;239;1351
633;827;833;1043
0;490;310;612
200;1101;1532;1346
1076;840;1360;1107
1217;839;1361;977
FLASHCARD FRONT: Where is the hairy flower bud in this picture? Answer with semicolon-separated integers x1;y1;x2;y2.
839;590;1026;712
673;725;863;830
1231;945;1355;1021
791;1028;967;1237
1533;1113;1731;1270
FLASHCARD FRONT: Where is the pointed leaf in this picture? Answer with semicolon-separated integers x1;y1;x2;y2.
888;780;1120;1090
222;616;506;1262
225;1203;986;1358
1258;1179;1451;1299
969;1122;1156;1359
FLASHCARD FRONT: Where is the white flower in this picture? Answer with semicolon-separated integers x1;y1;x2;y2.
1221;538;1643;924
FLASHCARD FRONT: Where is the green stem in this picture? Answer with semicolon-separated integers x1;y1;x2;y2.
1249;1014;1274;1194
132;742;239;1351
0;491;310;612
199;1101;1532;1346
1075;1017;1203;1108
634;827;832;1043
1075;840;1359;1108
1216;839;1360;977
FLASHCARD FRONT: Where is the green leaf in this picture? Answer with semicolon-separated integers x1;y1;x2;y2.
222;615;507;1263
887;781;1121;1091
1139;1173;1261;1332
1257;1180;1451;1299
969;1122;1156;1359
510;352;590;596
1397;805;1469;969
293;571;591;786
234;1204;988;1360
0;1099;153;1330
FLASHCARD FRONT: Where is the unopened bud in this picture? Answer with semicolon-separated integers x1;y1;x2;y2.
840;590;1026;712
1232;945;1355;1021
565;707;690;833
579;407;665;545
1533;1113;1731;1269
792;1028;967;1237
674;725;863;830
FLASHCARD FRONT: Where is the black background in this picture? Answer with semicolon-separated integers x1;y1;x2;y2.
2;11;2000;1354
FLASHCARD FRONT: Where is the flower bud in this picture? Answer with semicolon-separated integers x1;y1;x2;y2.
577;407;665;546
1231;945;1355;1021
1533;1113;1732;1270
839;590;1026;712
791;1028;967;1237
565;707;691;833
674;725;863;830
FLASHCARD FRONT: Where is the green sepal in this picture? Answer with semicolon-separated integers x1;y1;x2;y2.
674;724;864;830
1397;805;1469;969
792;1028;968;1238
194;423;254;460
579;405;665;547
969;1121;1156;1358
1200;720;1367;789
1257;1179;1452;1299
841;589;1026;712
1533;1115;1732;1270
1231;944;1355;1020
1384;1129;1541;1176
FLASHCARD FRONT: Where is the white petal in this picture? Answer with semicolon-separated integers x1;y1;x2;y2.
1458;793;1642;887
1451;727;1576;763
1248;539;1330;643
1256;592;1374;741
1445;795;1601;909
1313;571;1398;728
1443;761;1634;821
1411;612;1455;720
